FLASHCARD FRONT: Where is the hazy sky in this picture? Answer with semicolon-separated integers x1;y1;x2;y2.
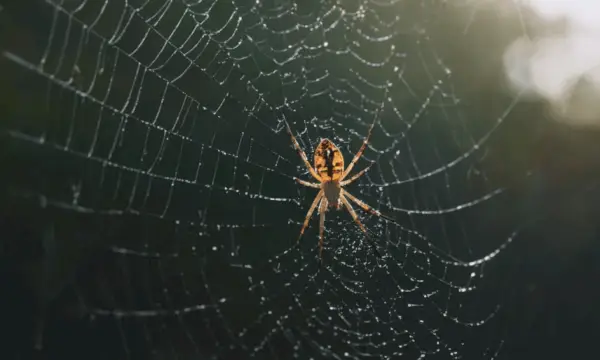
503;0;600;126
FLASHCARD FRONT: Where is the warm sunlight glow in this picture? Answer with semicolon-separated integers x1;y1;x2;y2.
503;0;600;126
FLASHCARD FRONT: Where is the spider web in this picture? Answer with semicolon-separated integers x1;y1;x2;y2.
0;0;526;358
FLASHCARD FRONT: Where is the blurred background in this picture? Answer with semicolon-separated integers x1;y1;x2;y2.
1;0;599;359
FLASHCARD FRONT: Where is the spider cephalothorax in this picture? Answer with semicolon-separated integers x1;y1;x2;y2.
322;179;341;209
286;121;384;259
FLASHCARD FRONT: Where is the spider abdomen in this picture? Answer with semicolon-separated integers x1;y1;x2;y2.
314;139;344;182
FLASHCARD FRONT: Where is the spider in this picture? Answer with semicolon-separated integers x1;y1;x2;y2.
286;120;385;259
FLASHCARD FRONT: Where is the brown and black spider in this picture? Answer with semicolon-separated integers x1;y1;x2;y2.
286;120;386;259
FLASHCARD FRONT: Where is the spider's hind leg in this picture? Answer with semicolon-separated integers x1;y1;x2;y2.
286;122;322;182
340;119;377;181
340;161;375;186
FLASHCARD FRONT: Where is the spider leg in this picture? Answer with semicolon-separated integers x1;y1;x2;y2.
340;161;375;186
341;189;382;217
296;178;320;188
340;193;382;258
340;194;369;235
319;196;328;260
297;190;324;242
286;122;322;182
340;119;376;181
342;189;400;226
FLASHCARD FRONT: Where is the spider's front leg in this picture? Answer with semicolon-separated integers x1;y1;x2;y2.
342;189;382;217
340;192;382;258
297;190;324;242
318;197;328;260
343;189;401;227
340;194;369;235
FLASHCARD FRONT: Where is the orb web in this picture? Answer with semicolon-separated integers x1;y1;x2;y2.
0;0;524;358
